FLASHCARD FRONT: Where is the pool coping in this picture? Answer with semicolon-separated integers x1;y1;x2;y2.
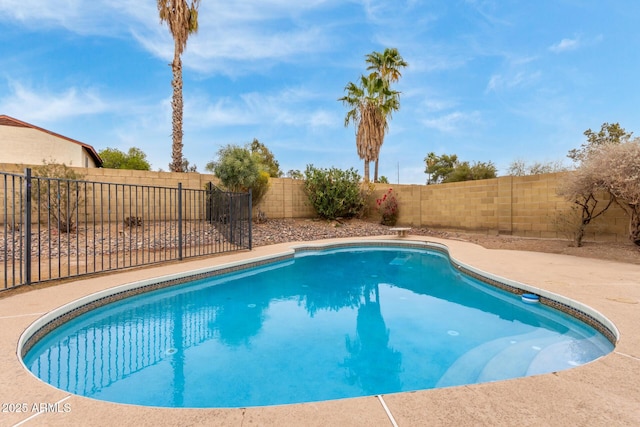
1;235;639;426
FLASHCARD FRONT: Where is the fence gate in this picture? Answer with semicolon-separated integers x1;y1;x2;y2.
206;183;252;250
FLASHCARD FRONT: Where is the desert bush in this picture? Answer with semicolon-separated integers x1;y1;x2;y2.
31;161;88;233
303;165;365;219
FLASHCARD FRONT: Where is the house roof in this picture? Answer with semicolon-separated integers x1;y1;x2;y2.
0;114;103;167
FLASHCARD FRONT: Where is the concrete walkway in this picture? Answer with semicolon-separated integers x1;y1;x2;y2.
1;236;639;426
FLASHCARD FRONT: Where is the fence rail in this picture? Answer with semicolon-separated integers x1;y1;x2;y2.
1;169;252;291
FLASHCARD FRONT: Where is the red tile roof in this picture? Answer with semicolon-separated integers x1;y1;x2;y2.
0;114;103;167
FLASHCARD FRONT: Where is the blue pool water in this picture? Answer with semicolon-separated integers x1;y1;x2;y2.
23;246;614;408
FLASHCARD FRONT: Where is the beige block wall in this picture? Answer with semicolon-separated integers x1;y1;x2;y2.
0;163;219;224
0;164;631;242
366;173;628;242
254;178;314;218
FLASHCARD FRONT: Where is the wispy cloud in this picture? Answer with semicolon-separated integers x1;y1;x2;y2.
486;70;541;92
0;80;111;123
422;111;482;133
549;34;603;53
184;87;340;130
464;0;513;26
0;0;143;36
549;37;580;53
0;0;337;75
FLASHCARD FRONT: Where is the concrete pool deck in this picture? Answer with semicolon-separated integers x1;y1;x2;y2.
1;235;639;426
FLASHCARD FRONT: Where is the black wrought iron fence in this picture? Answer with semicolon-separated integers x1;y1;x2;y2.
1;169;252;291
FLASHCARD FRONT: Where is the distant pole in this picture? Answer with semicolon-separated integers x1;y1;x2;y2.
397;162;400;184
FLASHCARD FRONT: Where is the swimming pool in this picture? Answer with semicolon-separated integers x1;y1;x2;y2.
20;242;615;408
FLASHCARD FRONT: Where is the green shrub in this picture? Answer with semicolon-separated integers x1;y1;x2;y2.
207;145;261;192
251;170;271;207
206;144;270;207
303;165;365;219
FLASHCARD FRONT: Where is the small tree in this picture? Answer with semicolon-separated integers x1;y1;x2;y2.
303;165;365;219
424;153;496;183
206;144;269;206
584;140;640;245
250;139;282;177
568;122;633;163
99;147;151;170
559;122;635;246
445;161;497;183
31;161;88;233
424;152;458;184
507;159;569;176
557;167;613;247
286;169;304;179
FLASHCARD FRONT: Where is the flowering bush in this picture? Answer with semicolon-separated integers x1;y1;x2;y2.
376;188;398;226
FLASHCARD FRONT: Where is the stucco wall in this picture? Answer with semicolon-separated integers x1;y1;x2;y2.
0;126;98;168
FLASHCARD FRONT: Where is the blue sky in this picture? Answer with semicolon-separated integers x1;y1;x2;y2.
1;1;639;184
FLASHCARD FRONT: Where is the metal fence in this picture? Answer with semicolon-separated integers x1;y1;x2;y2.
1;168;252;291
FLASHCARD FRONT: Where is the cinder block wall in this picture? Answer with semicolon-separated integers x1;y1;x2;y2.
0;163;215;189
372;172;627;242
0;163;219;224
254;178;315;218
0;164;630;242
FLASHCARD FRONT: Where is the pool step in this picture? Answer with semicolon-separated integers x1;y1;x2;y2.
436;330;549;388
476;334;561;382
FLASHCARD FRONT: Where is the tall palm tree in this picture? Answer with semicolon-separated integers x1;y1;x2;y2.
339;73;400;182
365;48;407;182
365;48;408;83
157;0;201;172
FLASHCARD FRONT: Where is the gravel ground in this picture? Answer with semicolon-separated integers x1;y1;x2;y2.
2;218;638;265
253;218;640;265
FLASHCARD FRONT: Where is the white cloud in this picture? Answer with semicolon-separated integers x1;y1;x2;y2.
421;98;457;113
486;70;541;93
549;37;580;53
184;88;340;130
0;81;111;123
0;0;144;36
0;0;338;75
422;111;482;133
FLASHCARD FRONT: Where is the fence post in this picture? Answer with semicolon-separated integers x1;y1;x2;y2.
206;182;213;222
248;189;252;250
178;182;183;260
24;168;32;285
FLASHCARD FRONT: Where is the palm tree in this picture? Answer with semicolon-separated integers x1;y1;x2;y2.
365;48;407;182
365;48;408;83
339;73;400;182
157;0;201;172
